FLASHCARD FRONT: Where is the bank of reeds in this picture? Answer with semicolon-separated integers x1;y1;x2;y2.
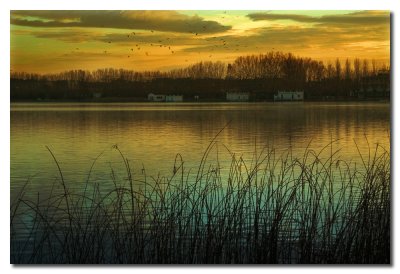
10;140;390;264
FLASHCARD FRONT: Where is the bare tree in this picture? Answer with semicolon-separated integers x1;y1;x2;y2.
353;58;361;81
371;59;377;76
335;58;342;80
326;61;335;79
344;58;352;80
362;59;369;77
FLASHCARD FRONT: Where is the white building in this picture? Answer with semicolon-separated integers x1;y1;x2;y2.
226;92;250;102
92;92;102;99
148;93;165;102
274;91;304;101
165;95;183;102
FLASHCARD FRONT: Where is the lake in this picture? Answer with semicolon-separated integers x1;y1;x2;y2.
11;102;390;199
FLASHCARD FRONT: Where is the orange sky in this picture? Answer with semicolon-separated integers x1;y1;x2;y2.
10;10;390;73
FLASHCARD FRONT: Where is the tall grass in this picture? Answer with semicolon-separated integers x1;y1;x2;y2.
10;139;390;264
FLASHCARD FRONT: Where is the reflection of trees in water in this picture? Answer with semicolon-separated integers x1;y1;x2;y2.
11;103;390;146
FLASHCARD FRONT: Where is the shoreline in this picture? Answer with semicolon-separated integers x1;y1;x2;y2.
10;99;391;104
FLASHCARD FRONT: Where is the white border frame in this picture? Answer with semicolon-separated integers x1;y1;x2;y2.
2;0;399;272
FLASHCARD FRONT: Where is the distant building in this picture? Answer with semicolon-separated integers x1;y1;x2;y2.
148;93;183;102
274;91;304;101
165;95;183;102
226;92;249;102
148;93;166;102
357;71;390;99
93;92;102;99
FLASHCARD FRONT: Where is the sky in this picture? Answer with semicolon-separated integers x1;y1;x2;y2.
10;10;391;73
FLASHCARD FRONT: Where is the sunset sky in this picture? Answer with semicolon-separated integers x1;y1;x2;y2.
10;10;390;73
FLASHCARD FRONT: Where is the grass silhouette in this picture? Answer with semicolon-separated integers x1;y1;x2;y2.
10;139;390;264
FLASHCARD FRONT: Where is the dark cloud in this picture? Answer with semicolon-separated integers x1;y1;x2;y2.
22;30;95;43
10;10;231;34
247;13;317;23
182;23;389;54
96;32;203;46
14;28;208;47
56;51;124;61
247;11;390;26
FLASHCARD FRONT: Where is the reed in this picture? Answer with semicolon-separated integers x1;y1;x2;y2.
10;140;390;264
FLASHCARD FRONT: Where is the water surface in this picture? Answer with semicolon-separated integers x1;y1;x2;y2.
11;102;390;198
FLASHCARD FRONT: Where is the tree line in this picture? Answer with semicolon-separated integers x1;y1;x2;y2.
11;51;390;101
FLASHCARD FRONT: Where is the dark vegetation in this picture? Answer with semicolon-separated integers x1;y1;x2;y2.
10;138;390;264
11;52;390;101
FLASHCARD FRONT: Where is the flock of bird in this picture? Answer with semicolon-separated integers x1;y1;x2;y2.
101;30;181;58
71;12;251;61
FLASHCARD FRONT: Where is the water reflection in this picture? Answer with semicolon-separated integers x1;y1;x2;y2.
11;102;390;199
